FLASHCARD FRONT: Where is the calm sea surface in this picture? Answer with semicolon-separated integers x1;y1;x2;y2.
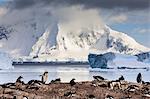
0;65;149;84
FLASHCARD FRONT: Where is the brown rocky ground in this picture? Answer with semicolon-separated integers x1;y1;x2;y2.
0;80;150;99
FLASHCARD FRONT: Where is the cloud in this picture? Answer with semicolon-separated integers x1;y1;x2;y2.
109;14;128;23
10;0;150;10
51;6;104;33
133;28;150;34
138;29;150;34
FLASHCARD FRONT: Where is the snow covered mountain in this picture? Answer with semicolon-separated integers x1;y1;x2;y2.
0;6;149;62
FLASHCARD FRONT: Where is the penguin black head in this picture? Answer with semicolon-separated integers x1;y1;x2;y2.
55;78;61;81
72;78;75;81
118;75;125;81
45;71;48;74
44;71;48;75
18;76;23;79
70;78;76;86
17;76;23;81
93;76;105;81
23;96;28;99
138;73;141;76
16;76;23;83
13;96;17;99
88;94;95;98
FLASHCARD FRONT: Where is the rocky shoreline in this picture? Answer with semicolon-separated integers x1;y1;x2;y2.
0;77;150;99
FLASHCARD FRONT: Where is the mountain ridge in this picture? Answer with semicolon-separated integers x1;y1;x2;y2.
0;6;149;62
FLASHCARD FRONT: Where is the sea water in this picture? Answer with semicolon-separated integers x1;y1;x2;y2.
0;65;149;84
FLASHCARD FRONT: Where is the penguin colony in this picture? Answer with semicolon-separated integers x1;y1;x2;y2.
0;72;149;99
15;72;147;90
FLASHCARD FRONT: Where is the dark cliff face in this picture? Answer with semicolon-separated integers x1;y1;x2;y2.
88;52;115;68
135;52;150;62
106;37;133;54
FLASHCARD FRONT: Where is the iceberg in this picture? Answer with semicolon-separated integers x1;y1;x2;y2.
88;52;150;69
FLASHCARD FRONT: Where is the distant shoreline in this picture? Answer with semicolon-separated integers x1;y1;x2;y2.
12;61;89;66
12;62;149;70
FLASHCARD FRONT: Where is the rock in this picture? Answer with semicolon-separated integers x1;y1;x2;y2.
0;86;3;94
120;81;128;90
0;94;14;99
135;52;150;62
3;88;14;94
126;85;140;93
0;78;149;98
143;94;150;98
88;94;96;99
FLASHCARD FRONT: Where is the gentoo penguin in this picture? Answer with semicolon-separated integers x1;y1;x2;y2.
108;80;121;90
16;76;23;83
88;94;96;99
26;79;42;90
105;95;114;99
23;96;28;99
136;73;142;83
64;91;72;97
13;96;17;99
55;78;61;82
118;75;125;81
126;85;139;92
70;78;76;86
51;78;61;83
15;76;24;89
40;71;48;84
64;91;76;97
27;80;42;86
1;83;15;88
93;76;105;81
105;93;114;99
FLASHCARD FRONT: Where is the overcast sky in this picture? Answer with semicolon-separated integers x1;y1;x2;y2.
0;0;150;48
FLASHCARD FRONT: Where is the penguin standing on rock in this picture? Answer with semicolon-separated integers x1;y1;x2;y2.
70;78;76;86
16;76;23;83
118;75;125;81
15;76;24;89
40;71;48;84
93;76;105;81
51;78;61;83
136;73;142;83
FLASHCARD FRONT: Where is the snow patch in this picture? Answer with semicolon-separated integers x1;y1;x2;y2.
108;53;150;68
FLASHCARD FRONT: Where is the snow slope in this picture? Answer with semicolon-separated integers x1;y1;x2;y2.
0;6;149;62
